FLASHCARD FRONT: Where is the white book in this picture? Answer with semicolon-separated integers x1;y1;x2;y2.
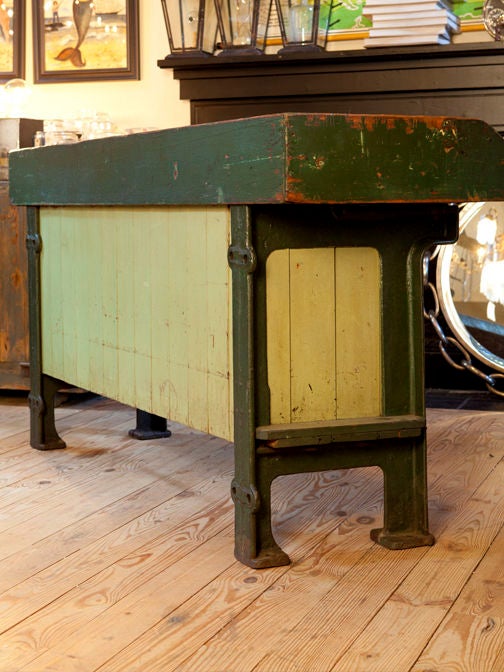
364;33;451;46
364;0;451;7
372;11;457;23
372;15;460;30
364;1;452;14
368;27;450;36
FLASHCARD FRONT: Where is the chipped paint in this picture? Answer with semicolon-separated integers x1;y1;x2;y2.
344;113;461;133
9;112;504;207
312;155;326;170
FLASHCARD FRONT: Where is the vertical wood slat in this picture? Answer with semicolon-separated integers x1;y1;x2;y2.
290;248;337;423
40;210;61;384
186;209;209;433
150;215;172;421
267;247;382;424
101;212;119;400
132;209;153;411
335;247;382;419
88;213;104;396
205;208;233;439
39;206;233;440
116;210;136;409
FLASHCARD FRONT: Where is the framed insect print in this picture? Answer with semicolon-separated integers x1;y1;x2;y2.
32;0;139;83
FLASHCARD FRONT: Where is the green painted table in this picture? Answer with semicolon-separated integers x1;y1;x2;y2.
9;113;504;568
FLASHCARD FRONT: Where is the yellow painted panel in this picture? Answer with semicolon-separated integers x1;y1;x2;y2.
335;247;382;418
40;206;233;440
289;247;337;423
265;249;291;424
267;247;382;424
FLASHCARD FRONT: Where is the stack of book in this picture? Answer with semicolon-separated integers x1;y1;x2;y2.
363;0;460;47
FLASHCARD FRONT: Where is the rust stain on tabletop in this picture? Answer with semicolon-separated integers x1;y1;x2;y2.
345;114;458;132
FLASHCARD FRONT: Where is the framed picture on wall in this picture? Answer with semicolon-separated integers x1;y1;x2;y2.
0;1;25;80
32;0;139;83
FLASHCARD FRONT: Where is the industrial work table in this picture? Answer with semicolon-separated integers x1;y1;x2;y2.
9;113;504;568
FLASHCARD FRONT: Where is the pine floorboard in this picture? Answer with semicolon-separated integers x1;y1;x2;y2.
0;393;502;672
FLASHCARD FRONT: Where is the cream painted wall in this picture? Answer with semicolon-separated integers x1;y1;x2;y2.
20;3;191;132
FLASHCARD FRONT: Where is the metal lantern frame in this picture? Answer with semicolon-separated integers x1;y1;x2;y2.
275;0;339;52
161;0;217;57
214;0;273;55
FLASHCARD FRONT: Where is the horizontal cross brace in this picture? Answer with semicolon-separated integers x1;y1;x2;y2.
256;415;425;449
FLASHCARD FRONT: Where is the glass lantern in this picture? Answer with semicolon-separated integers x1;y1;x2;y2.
161;0;218;56
214;0;273;55
274;0;339;52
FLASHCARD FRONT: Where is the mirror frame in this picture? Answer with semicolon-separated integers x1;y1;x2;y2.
436;201;504;373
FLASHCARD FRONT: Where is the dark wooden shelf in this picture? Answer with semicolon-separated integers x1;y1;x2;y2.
159;42;504;129
158;41;504;69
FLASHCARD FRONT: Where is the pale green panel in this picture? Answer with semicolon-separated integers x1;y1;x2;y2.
40;210;64;382
150;215;172;419
186;209;209;432
40;206;233;440
205;208;233;439
148;207;233;439
87;212;105;393
73;212;90;390
115;211;137;408
100;213;119;399
164;210;190;426
131;209;153;412
63;212;83;386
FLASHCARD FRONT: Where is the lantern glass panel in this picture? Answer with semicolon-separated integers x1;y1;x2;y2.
275;0;335;51
215;0;272;52
161;0;218;55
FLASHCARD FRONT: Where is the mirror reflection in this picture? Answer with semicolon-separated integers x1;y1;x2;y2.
437;202;504;372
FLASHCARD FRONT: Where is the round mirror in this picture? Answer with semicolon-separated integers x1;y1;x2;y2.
436;201;504;373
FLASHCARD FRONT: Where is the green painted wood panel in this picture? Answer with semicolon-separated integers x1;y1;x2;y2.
266;247;382;423
40;206;234;440
10;114;504;207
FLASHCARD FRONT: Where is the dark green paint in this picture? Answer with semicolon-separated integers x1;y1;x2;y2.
230;203;456;567
9;113;504;207
26;207;66;451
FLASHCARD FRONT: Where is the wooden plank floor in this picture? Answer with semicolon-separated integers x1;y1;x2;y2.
0;392;503;672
